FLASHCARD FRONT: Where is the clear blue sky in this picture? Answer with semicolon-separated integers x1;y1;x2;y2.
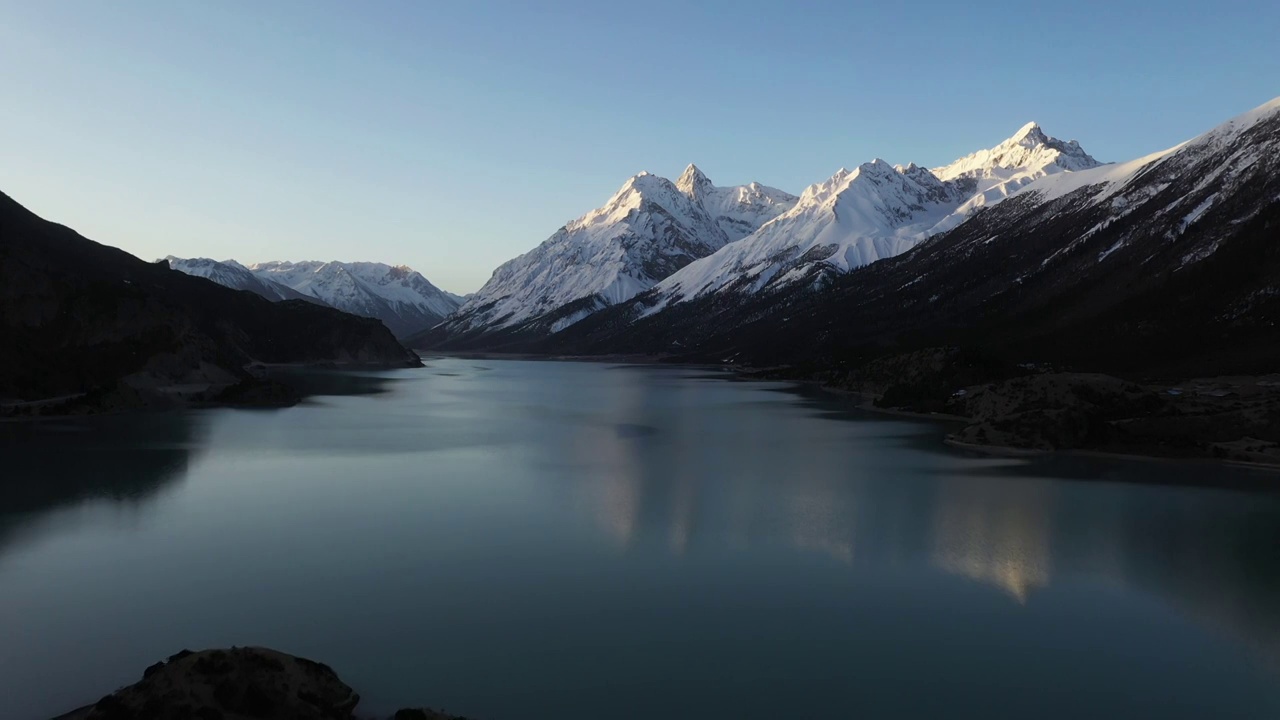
2;1;1276;293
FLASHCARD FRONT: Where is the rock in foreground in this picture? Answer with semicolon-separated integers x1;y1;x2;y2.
61;647;467;720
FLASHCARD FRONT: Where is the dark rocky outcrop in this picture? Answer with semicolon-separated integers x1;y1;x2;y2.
873;366;1280;464
0;190;420;414
57;647;469;720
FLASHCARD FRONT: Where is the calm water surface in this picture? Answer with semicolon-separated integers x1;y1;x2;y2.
1;359;1278;719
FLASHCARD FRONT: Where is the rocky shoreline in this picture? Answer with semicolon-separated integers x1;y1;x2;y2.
54;647;468;720
737;348;1280;471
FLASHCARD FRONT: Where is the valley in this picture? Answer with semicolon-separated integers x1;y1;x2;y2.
7;97;1277;462
6;7;1279;720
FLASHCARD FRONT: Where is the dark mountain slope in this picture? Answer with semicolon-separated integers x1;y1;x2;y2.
0;190;419;407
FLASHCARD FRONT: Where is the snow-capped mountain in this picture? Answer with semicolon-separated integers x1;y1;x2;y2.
675;164;798;241
543;96;1280;372
249;261;461;339
927;121;1103;233
932;121;1101;193
981;95;1280;274
642;160;970;312
168;258;461;339
641;123;1101;313
165;257;324;304
434;167;796;338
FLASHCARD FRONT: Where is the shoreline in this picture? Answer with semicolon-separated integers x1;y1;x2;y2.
420;353;1280;473
943;435;1280;484
371;354;1280;476
17;350;1280;477
417;350;670;364
726;362;1280;476
0;357;421;423
417;352;1280;474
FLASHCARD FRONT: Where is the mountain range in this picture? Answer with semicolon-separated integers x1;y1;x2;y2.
414;117;1104;348
6;94;1278;454
166;257;463;339
415;98;1279;365
544;96;1280;370
428;166;798;342
403;96;1280;461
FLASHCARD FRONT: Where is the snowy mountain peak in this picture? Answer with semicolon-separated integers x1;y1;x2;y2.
579;172;695;230
859;159;895;175
443;168;735;334
919;121;1104;231
436;165;798;336
896;162;946;188
640;119;1107;314
676;163;714;198
614;171;675;197
796;168;851;205
672;163;798;239
1023;94;1280;209
932;123;1100;183
1010;121;1045;142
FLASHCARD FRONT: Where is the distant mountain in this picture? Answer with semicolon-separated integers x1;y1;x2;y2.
164;256;325;304
421;166;796;345
249;260;463;339
167;258;461;339
550;97;1280;379
0;192;419;413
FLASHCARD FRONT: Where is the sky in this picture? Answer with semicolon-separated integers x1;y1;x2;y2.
1;1;1277;294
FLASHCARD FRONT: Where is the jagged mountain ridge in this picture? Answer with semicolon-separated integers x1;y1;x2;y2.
420;120;1099;349
640;159;972;314
547;97;1280;377
427;167;797;343
640;123;1101;315
168;258;462;339
675;164;798;241
251;260;463;338
165;257;326;305
932;121;1101;188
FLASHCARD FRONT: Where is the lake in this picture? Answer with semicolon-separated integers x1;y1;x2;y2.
2;358;1278;719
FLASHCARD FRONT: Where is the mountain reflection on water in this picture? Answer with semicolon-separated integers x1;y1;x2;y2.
0;412;205;560
547;367;1280;670
0;369;401;564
